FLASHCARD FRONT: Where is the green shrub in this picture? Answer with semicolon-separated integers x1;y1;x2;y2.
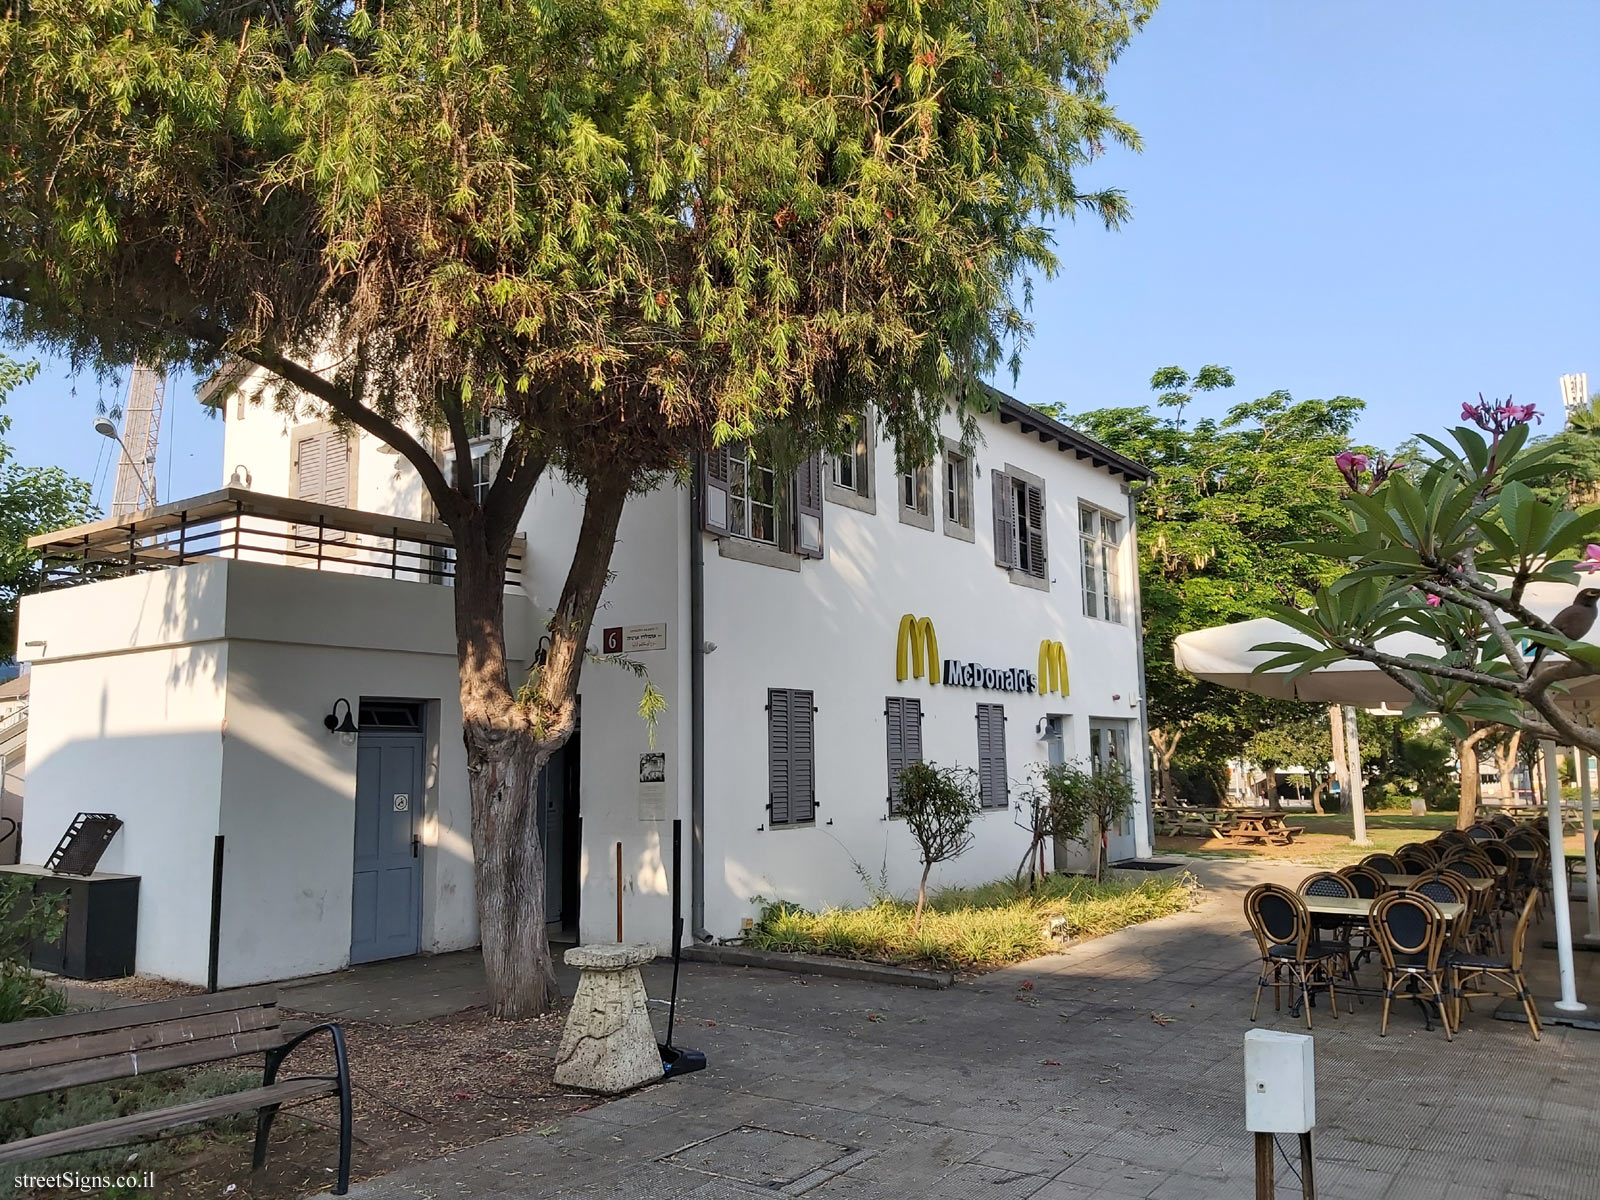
0;1068;259;1199
0;876;67;1023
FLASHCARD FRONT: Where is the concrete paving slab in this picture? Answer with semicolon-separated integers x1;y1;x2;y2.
344;856;1600;1199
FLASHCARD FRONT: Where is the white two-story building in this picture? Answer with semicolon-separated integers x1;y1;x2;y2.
15;385;1151;988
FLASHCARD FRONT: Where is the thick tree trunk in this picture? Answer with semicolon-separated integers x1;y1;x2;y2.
451;470;631;1018
1456;725;1494;831
1150;727;1181;803
1310;778;1326;815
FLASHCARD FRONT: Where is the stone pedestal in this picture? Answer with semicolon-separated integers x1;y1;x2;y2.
553;942;661;1094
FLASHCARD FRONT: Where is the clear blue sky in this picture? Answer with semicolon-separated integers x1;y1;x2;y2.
2;0;1595;510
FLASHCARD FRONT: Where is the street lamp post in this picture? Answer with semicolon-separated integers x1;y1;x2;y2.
92;416;158;512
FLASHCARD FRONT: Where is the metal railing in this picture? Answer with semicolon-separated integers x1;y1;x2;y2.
30;488;526;592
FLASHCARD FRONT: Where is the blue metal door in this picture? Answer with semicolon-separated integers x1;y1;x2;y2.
351;731;423;964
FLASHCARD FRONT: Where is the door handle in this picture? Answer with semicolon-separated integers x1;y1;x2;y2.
412;835;419;859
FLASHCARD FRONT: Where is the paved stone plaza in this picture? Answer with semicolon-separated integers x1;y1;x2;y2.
347;858;1600;1199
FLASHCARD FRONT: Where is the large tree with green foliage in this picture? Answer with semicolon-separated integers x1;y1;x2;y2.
0;357;94;661
1066;368;1363;801
0;0;1155;1013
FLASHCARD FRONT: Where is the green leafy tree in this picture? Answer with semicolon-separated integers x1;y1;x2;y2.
0;0;1154;1013
1027;758;1132;880
1016;761;1094;888
1244;708;1333;812
1262;399;1600;757
1068;369;1364;803
896;762;980;926
0;357;95;661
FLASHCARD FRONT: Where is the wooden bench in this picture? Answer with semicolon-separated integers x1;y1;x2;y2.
0;986;352;1194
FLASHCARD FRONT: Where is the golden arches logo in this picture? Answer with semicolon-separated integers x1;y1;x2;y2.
896;615;940;685
1038;640;1069;697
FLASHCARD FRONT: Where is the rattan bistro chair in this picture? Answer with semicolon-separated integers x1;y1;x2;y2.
1298;872;1360;982
1362;853;1403;874
1465;823;1502;842
1451;889;1543;1041
1395;850;1435;876
1246;884;1345;1029
1371;892;1453;1040
1339;864;1385;899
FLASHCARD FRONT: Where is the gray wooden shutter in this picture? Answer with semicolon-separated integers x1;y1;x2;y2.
791;689;816;822
703;448;731;534
795;452;824;558
1025;483;1046;579
768;688;791;825
992;471;1015;568
886;696;922;815
976;703;1008;807
768;688;816;825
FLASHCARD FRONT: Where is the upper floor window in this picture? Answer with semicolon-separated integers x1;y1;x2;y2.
826;413;876;515
703;445;825;563
942;443;973;542
1080;506;1124;621
730;444;779;544
898;462;934;531
991;466;1047;590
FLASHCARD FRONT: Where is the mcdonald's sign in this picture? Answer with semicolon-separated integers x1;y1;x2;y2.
1038;639;1070;697
895;614;1055;695
896;614;940;684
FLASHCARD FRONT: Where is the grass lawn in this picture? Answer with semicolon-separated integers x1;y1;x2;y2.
746;872;1199;972
1157;809;1584;867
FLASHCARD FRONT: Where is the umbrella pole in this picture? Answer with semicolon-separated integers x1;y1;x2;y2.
1542;741;1585;1012
1342;706;1370;846
1579;748;1600;943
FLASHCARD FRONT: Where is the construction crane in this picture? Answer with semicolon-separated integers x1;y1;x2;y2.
99;363;165;518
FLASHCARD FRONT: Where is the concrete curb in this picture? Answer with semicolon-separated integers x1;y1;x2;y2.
681;944;954;989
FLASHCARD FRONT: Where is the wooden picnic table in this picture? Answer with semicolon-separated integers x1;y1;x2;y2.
1303;895;1465;923
1218;813;1303;846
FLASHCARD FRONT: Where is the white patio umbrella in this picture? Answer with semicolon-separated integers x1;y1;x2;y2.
1173;579;1599;1016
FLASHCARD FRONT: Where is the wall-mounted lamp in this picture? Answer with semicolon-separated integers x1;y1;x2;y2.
534;635;552;667
228;464;253;488
324;698;358;744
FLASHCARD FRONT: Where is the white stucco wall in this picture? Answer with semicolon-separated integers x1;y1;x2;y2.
696;407;1148;933
17;566;233;983
16;559;543;986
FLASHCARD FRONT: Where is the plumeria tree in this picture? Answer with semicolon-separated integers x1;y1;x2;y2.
1261;397;1600;757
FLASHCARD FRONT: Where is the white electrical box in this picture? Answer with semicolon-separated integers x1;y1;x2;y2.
1244;1029;1315;1134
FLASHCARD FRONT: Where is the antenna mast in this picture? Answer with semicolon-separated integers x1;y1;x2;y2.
109;363;164;518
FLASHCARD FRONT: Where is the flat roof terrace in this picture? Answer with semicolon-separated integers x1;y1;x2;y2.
28;488;525;591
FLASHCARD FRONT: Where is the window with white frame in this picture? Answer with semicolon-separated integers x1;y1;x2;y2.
1080;506;1124;621
992;467;1047;585
729;444;779;545
899;462;933;530
829;415;866;493
943;446;973;538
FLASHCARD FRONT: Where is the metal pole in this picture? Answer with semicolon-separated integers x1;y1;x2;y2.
206;835;225;993
615;841;624;943
1341;706;1370;846
1580;748;1599;942
1255;1132;1275;1200
1542;741;1585;1012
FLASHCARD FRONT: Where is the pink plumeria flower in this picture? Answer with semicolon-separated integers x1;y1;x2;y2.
1424;593;1443;607
1334;451;1368;475
1576;545;1600;573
